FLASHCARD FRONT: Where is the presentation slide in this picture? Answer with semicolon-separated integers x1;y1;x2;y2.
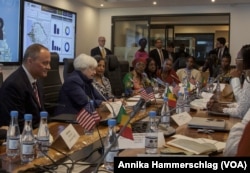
0;0;20;63
23;1;76;62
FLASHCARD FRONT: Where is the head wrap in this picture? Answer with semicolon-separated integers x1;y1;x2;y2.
132;57;146;68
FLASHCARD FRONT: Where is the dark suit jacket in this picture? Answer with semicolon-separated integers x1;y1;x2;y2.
54;70;105;115
0;67;45;131
149;49;169;69
90;47;112;57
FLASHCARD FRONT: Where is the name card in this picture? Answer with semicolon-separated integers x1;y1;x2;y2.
118;132;165;149
60;124;80;150
171;112;192;126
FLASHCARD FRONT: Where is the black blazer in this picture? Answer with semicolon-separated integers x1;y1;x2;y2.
90;47;112;57
0;67;45;131
149;49;169;69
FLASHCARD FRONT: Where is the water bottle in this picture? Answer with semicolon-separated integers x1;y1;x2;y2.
176;92;184;114
36;111;50;158
160;97;170;128
20;114;35;163
6;110;20;158
145;111;158;154
215;79;221;100
183;88;191;113
104;119;119;171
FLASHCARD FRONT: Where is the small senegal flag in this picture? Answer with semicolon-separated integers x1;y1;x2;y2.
165;87;176;108
117;106;134;140
117;105;126;124
119;114;134;140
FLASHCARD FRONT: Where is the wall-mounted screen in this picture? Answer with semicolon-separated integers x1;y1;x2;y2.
22;0;76;63
0;0;21;64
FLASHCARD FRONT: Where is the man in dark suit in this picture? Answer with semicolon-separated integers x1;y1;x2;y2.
90;36;112;58
0;44;51;131
149;38;168;69
209;37;230;64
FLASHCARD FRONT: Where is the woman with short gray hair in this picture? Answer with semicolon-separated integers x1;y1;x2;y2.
55;53;105;116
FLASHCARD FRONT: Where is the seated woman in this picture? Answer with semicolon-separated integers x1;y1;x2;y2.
144;57;158;84
92;55;114;100
213;54;232;83
157;59;180;86
134;38;149;61
54;54;105;115
123;57;147;96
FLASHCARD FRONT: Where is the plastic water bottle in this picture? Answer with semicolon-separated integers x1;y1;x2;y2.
20;114;35;163
145;111;158;154
104;119;119;171
176;92;184;114
6;110;20;158
160;97;170;127
183;88;191;113
215;79;221;100
36;111;50;158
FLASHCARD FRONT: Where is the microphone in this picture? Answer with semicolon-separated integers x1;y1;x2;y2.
92;84;117;118
92;98;145;173
153;77;167;87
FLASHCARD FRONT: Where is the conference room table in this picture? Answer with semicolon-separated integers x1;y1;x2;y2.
0;95;240;173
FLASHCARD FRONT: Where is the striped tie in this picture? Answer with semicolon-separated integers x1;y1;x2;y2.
32;82;41;108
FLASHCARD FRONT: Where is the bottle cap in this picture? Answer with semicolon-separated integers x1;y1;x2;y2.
10;110;18;117
40;111;48;118
149;111;156;117
163;96;168;102
24;114;32;121
107;119;116;126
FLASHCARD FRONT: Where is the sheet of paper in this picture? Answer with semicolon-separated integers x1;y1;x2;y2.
60;124;80;149
201;92;214;99
125;101;137;107
118;132;165;149
105;101;122;117
171;112;192;126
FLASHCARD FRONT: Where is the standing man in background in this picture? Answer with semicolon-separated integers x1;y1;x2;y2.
0;43;51;131
91;36;112;58
149;38;168;69
209;37;230;65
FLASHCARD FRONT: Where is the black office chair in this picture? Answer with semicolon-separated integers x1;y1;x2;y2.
0;72;3;88
63;58;74;81
104;55;124;98
119;60;130;80
40;52;62;117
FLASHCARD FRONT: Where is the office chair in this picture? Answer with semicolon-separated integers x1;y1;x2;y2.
119;60;130;80
63;58;74;81
104;55;124;98
40;52;62;117
0;72;3;88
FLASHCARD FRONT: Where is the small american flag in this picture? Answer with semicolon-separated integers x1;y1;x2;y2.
139;87;155;101
76;102;100;131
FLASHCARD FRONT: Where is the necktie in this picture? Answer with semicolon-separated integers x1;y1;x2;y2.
101;48;106;58
32;82;41;108
159;49;164;66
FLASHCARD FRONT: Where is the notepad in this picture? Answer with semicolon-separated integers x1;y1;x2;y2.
188;117;226;130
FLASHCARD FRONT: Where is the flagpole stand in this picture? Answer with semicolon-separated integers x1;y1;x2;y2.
158;124;176;137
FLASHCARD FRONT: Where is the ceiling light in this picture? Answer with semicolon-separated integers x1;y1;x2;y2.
153;1;157;5
100;3;104;7
211;0;215;2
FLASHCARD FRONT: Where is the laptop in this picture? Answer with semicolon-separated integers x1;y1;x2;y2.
49;114;78;124
188;117;227;131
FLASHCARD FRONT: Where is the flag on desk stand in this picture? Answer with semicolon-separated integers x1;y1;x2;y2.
117;105;134;140
139;87;155;102
76;103;101;131
166;87;177;108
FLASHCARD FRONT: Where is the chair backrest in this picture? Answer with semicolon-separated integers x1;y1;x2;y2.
63;58;74;81
0;72;3;88
119;60;130;81
104;55;124;98
40;52;62;116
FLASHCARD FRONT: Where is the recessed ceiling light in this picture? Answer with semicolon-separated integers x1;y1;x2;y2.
100;4;104;7
211;0;215;2
153;1;157;5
